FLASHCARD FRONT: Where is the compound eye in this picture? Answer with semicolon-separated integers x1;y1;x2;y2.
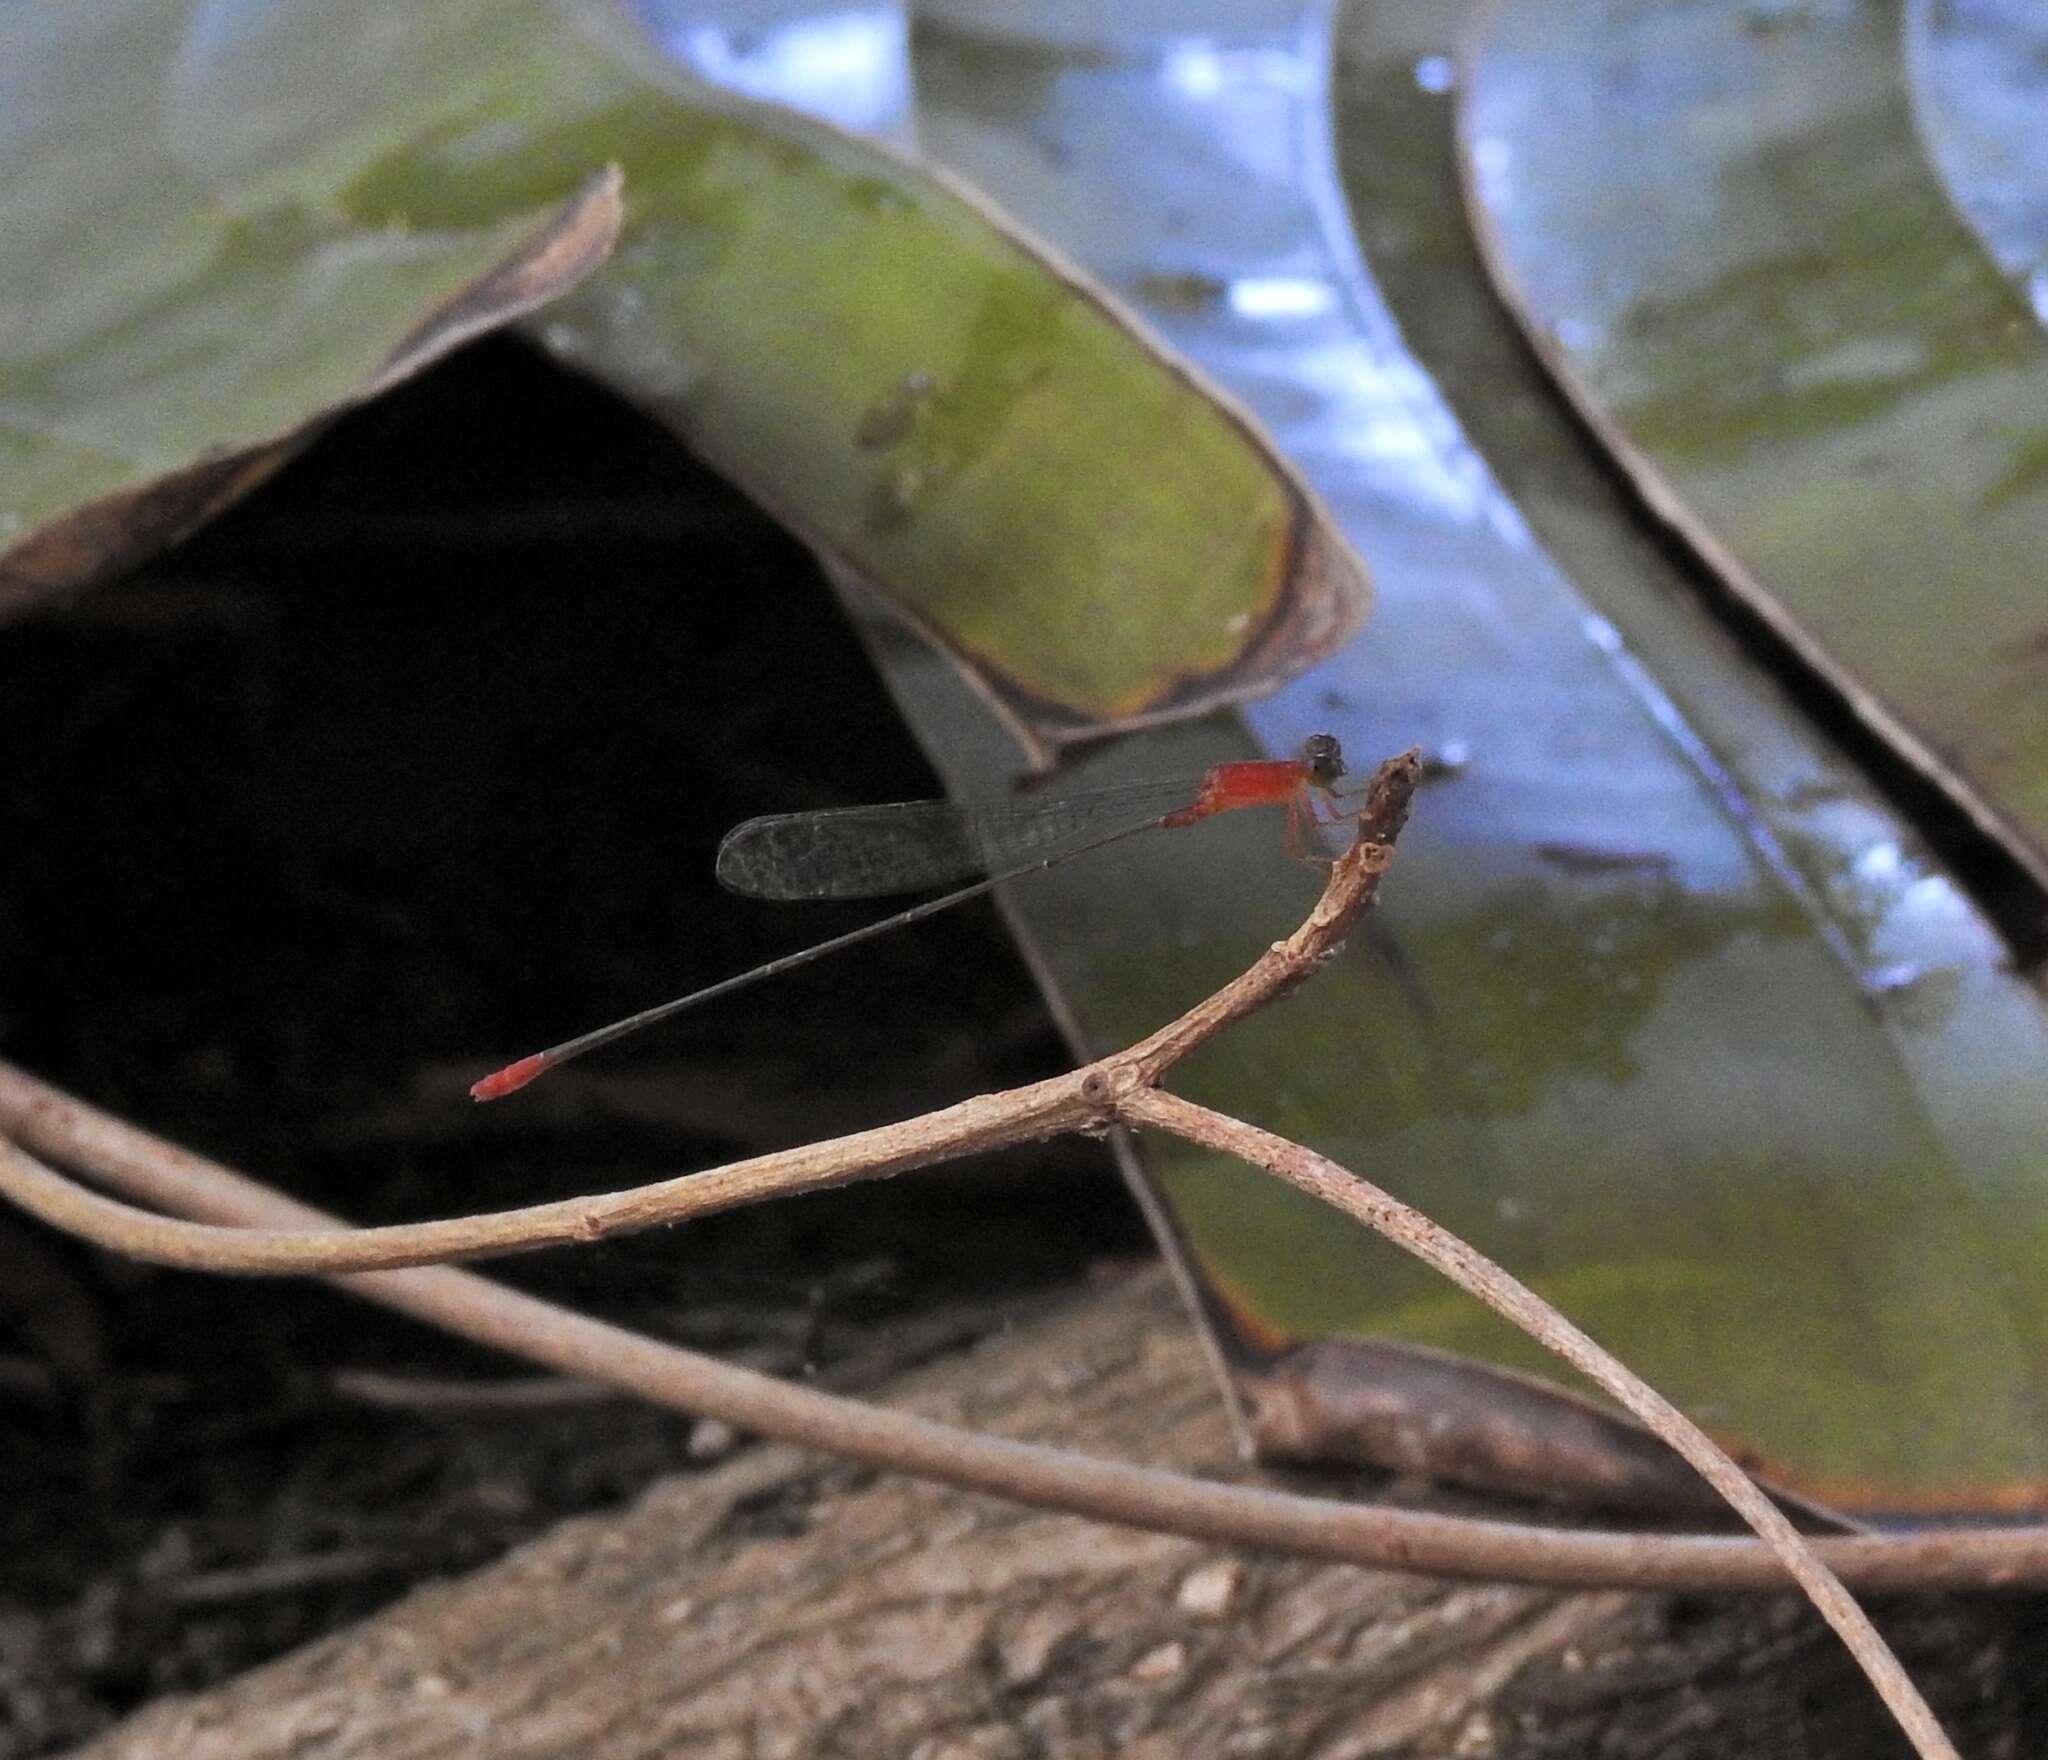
1303;732;1344;784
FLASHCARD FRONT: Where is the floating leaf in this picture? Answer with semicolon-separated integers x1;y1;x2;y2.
1;0;1367;751
0;0;624;620
881;1;2048;1510
1459;0;2048;894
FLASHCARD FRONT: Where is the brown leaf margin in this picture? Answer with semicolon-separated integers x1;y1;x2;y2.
1452;1;2048;906
0;166;624;626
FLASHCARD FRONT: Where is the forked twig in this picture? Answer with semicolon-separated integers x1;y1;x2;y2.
0;764;1419;1279
4;1063;2043;1589
1123;1089;1958;1760
0;1070;2040;1592
0;751;1980;1759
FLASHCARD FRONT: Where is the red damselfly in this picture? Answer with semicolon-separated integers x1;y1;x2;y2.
471;733;1354;1101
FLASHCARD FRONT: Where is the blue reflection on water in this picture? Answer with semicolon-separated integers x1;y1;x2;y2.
1906;0;2048;300
631;2;909;139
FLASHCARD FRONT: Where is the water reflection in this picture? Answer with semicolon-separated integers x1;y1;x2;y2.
1905;0;2048;300
1340;7;2024;1019
632;0;2048;1495
1225;274;1337;321
1160;39;1315;103
630;2;909;139
1413;54;1455;95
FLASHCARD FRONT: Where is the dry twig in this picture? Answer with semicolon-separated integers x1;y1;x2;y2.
0;751;1993;1760
0;1079;2039;1595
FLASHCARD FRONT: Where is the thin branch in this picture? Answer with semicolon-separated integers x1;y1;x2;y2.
1121;1089;1955;1760
0;751;2001;1754
0;759;1424;1280
0;1081;1092;1274
3;1055;2043;1596
330;1369;619;1411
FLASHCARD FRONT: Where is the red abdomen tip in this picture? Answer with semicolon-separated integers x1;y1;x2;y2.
470;1053;548;1102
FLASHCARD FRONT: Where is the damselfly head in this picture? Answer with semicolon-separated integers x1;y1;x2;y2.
1302;732;1345;788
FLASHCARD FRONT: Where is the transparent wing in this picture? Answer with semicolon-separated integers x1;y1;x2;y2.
715;777;1199;901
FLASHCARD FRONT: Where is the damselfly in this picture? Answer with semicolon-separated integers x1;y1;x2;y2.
471;733;1355;1101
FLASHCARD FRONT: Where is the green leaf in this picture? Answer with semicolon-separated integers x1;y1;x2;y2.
1459;0;2048;894
890;2;2048;1510
1;0;1367;747
0;3;624;618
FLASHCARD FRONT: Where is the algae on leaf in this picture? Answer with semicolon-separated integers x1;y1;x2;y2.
2;0;1368;750
878;0;2048;1509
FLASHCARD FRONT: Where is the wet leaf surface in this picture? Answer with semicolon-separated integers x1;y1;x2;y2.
3;0;1365;746
1905;0;2048;296
877;0;2048;1508
1461;0;2048;894
0;3;623;620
